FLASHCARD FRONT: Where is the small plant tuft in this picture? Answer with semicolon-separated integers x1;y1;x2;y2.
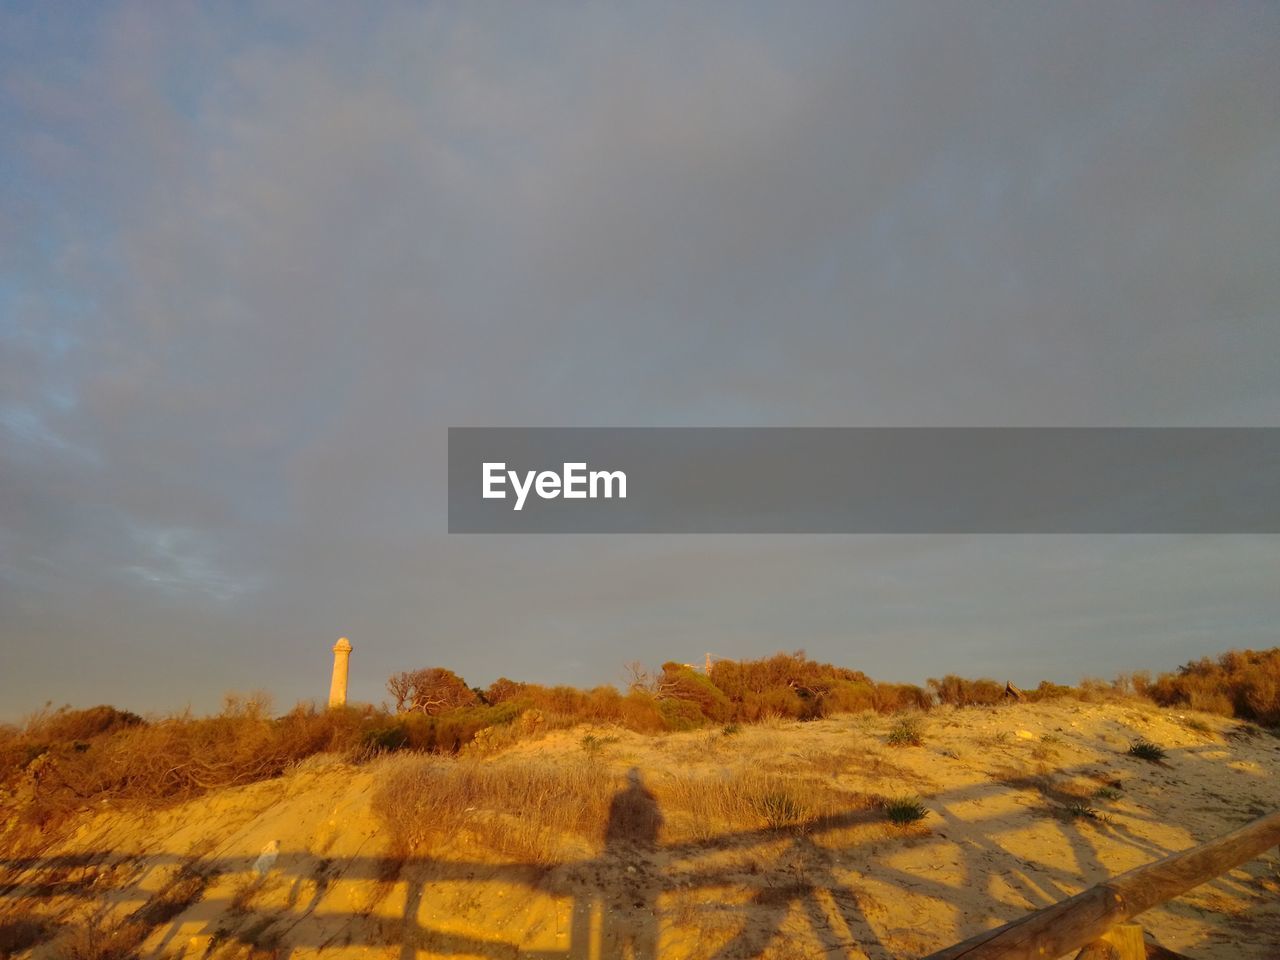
886;717;923;747
882;795;928;826
579;733;619;755
752;790;806;830
1062;799;1109;822
1127;738;1167;762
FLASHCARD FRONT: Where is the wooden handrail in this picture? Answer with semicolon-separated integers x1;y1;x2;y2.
924;810;1280;960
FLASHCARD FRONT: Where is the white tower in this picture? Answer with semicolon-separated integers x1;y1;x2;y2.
328;637;353;708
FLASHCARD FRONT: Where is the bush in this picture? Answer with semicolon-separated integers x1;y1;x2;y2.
751;789;807;831
1026;681;1077;701
1146;648;1280;727
484;677;527;704
823;680;878;714
1062;799;1105;822
1127;738;1167;762
5;698;387;829
31;705;144;742
387;667;477;715
886;717;923;747
882;795;928;826
928;675;1005;707
872;683;934;713
657;697;706;731
618;691;666;732
658;663;734;722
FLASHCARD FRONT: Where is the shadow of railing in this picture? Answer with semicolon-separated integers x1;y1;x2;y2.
1;747;1275;959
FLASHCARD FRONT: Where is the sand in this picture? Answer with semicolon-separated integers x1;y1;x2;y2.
2;699;1278;959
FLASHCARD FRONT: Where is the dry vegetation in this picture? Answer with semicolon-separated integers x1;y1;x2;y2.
0;683;1278;960
1143;648;1280;726
2;647;1278;848
370;756;618;864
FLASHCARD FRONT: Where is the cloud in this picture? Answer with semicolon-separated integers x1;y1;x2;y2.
1;1;1277;714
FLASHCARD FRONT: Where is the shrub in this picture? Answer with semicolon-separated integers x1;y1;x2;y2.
1062;799;1105;822
432;703;521;753
886;717;923;747
29;705;144;743
387;667;478;715
1146;648;1280;726
751;789;807;831
1026;681;1077;702
882;795;928;826
823;680;878;714
484;677;527;704
6;698;385;829
1127;739;1167;762
873;683;934;713
618;691;666;732
657;697;705;731
657;663;734;722
362;724;411;754
580;733;619;755
928;675;1006;707
709;652;876;721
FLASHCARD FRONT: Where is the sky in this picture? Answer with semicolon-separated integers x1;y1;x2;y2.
2;2;1278;719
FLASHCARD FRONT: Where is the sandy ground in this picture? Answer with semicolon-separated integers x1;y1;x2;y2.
2;699;1278;960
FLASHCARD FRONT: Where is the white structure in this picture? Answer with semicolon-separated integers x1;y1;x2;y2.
329;637;353;708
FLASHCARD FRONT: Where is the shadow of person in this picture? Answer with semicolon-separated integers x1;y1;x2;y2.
571;768;664;959
606;768;663;853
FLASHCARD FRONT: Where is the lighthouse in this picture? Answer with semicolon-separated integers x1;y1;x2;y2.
328;637;352;708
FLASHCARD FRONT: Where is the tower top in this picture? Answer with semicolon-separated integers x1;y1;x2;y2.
333;636;352;652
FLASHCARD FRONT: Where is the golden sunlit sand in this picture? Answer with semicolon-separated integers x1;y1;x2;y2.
3;699;1278;959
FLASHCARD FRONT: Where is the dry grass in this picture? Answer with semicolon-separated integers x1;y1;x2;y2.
7;647;1275;864
887;717;924;747
61;915;154;960
58;859;213;960
371;755;618;865
656;768;867;843
370;748;877;862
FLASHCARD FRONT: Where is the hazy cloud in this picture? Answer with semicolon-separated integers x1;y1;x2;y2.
1;2;1277;715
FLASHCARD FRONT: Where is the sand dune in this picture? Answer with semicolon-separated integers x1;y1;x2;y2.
2;699;1278;959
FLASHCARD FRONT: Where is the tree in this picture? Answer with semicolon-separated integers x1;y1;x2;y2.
387;668;477;715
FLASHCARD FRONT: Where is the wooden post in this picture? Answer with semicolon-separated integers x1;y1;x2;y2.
1073;923;1144;960
925;810;1280;960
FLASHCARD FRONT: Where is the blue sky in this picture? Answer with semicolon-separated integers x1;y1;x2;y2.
2;2;1278;717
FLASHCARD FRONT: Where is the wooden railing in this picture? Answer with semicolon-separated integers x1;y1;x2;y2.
924;810;1280;960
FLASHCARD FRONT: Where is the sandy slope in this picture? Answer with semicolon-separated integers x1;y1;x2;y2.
2;700;1278;959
